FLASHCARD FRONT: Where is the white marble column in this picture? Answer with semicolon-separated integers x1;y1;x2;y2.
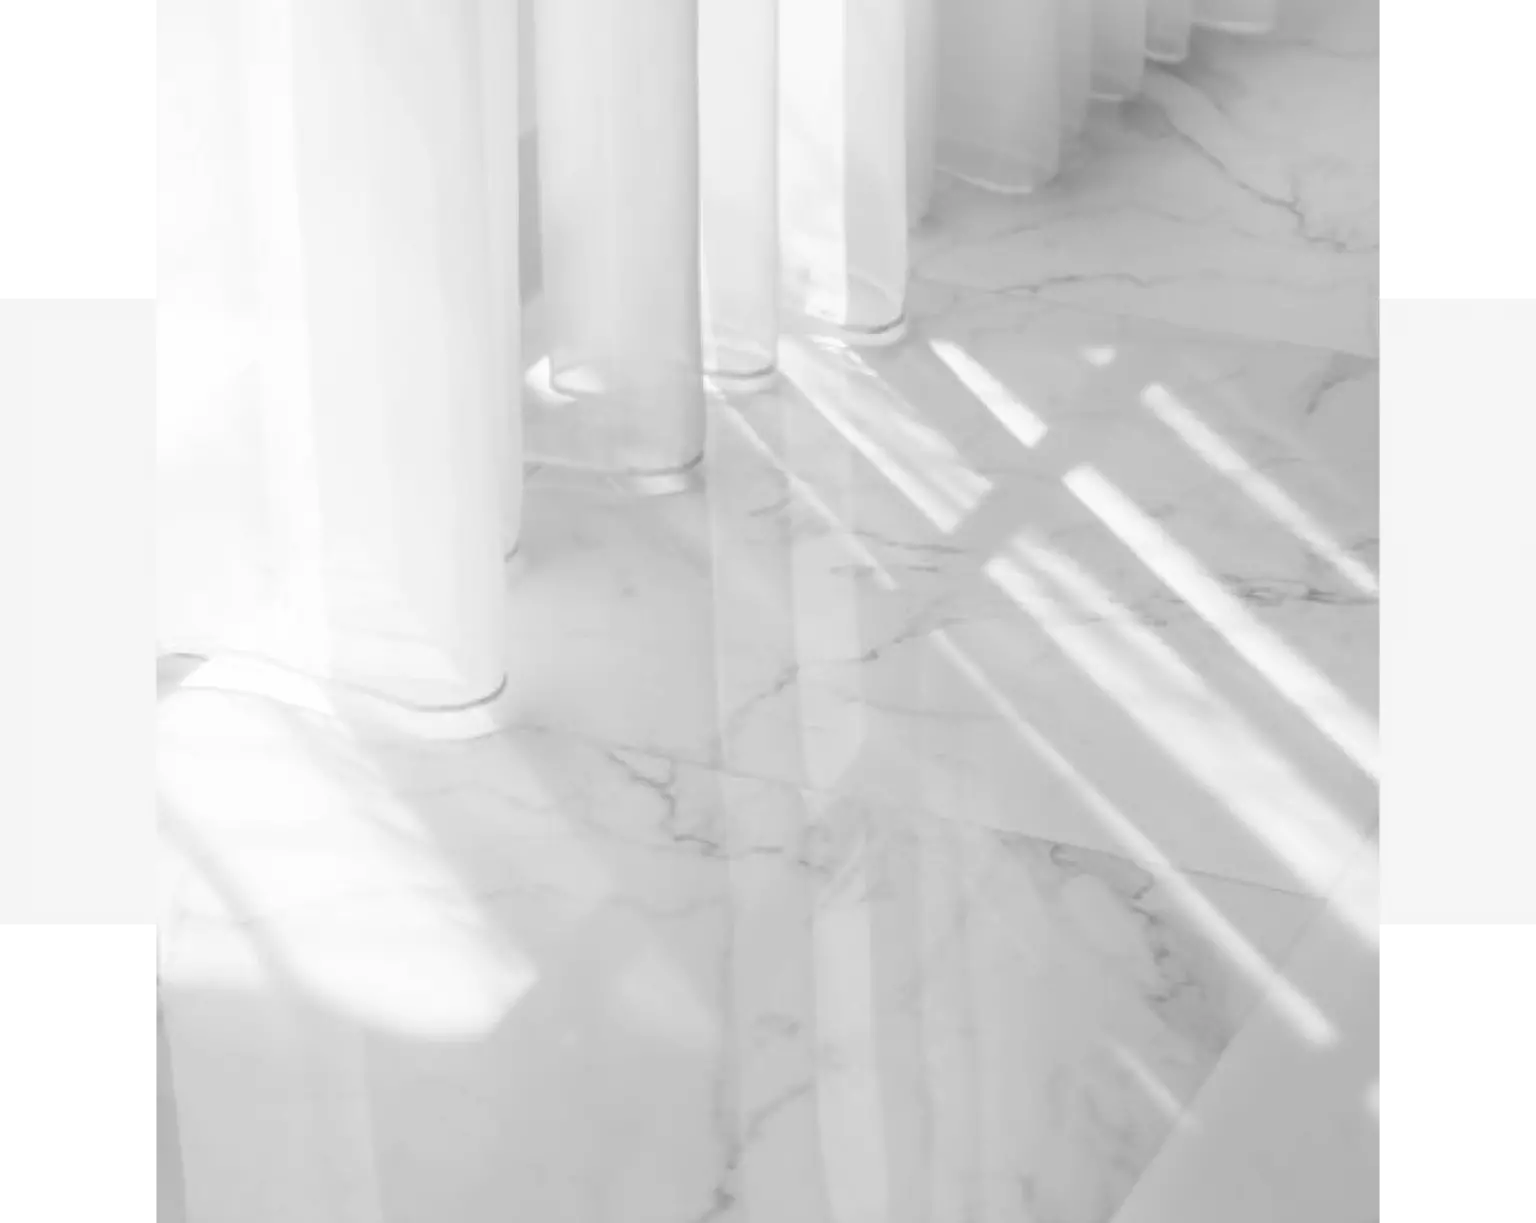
1059;0;1095;144
937;0;1063;193
158;0;516;724
479;0;524;559
1146;0;1195;62
700;0;781;389
1091;0;1149;100
532;0;706;476
781;0;910;341
906;0;938;224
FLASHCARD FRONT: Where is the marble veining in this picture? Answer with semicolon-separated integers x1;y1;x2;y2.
159;689;1322;1223
501;295;1377;899
1109;841;1378;1223
159;11;1377;1217
159;314;1377;1221
912;1;1378;356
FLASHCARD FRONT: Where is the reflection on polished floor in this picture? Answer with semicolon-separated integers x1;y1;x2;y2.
159;298;1377;1223
158;12;1377;1219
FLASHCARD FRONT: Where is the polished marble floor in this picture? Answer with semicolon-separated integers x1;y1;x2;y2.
916;0;1379;358
158;13;1377;1223
158;303;1378;1222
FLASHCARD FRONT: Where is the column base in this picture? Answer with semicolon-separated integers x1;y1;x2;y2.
704;363;780;396
523;452;705;498
825;311;910;349
163;652;521;743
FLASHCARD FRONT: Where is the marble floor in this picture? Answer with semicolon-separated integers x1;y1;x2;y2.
914;0;1379;358
158;11;1378;1223
158;309;1378;1223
